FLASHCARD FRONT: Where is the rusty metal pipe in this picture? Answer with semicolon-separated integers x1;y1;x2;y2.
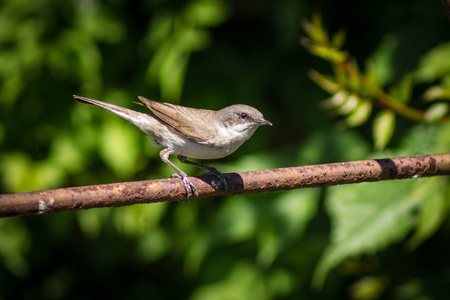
1;153;449;218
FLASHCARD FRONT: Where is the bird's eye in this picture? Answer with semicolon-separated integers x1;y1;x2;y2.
240;113;247;118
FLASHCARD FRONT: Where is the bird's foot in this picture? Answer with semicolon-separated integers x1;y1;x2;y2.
171;173;198;199
202;168;228;191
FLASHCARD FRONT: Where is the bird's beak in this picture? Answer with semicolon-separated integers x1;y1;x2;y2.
257;119;273;126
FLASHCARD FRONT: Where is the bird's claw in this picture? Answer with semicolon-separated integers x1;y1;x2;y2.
203;169;228;191
171;173;198;199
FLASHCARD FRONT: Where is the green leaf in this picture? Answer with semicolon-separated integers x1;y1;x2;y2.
302;14;327;45
309;44;348;63
186;0;229;27
0;152;64;192
335;94;358;115
365;35;398;87
256;189;319;266
190;262;268;300
76;209;111;239
424;102;449;122
308;70;340;94
312;179;421;288
344;100;372;127
331;29;347;50
145;1;228;101
48;132;85;173
408;177;449;249
213;196;258;243
0;218;30;277
298;127;370;164
415;42;450;83
401;122;450;154
112;202;168;237
373;110;395;150
423;85;450;101
99;116;141;178
389;73;413;104
350;276;388;300
321;91;349;110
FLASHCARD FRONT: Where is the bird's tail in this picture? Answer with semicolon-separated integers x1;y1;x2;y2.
73;95;158;134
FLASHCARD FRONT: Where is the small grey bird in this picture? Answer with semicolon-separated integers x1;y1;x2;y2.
73;95;272;198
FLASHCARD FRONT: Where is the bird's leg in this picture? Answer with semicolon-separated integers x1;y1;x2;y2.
177;155;228;191
160;149;197;198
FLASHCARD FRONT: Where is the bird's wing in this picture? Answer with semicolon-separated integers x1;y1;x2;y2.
138;96;217;143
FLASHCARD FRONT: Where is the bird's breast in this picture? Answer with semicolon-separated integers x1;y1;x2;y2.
175;137;245;159
156;123;258;160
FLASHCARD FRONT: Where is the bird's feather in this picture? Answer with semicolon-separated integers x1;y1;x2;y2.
138;96;218;143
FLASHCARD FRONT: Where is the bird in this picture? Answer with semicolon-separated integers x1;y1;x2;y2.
73;95;272;198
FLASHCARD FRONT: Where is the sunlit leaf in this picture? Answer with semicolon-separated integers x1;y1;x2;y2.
99;116;141;178
48;132;85;173
344;100;372;127
0;152;64;192
434;122;450;152
424;102;449;122
309;70;340;94
309;45;348;63
373;110;395;150
112;203;168;237
321;91;348;109
401;122;450;154
302;14;326;45
336;94;359;115
350;276;388;300
186;0;228;27
415;42;450;83
423;85;450;101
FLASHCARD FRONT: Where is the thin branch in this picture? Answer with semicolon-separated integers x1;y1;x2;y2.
339;61;428;122
1;153;449;218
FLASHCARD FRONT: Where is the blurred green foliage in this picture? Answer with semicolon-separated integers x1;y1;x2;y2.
0;0;450;299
